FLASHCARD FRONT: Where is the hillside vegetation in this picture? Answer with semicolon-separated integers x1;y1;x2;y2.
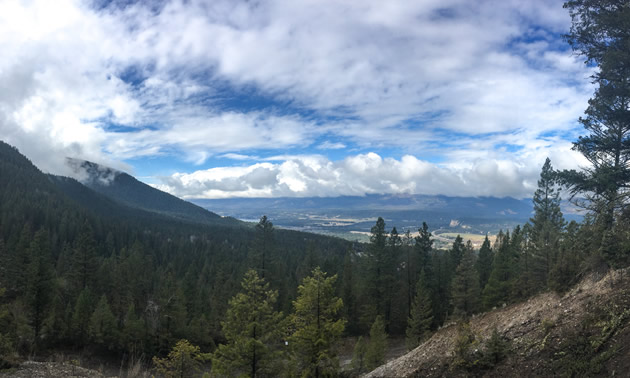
366;268;630;377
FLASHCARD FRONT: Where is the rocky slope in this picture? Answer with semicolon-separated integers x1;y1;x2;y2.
365;268;630;377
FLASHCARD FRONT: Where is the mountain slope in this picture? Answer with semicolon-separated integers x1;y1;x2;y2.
365;269;630;377
66;158;241;227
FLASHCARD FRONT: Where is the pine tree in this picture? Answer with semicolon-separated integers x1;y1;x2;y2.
365;315;388;371
449;235;466;272
365;217;388;322
560;1;630;234
476;235;493;290
385;227;401;328
25;229;54;341
415;222;433;274
482;231;518;309
350;336;368;373
70;223;98;292
211;270;285;377
71;286;95;346
89;294;118;349
122;304;145;355
253;216;274;279
451;247;480;319
153;339;209;378
406;270;433;350
529;158;565;291
289;267;345;377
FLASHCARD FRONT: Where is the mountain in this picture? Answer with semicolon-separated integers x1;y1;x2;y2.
65;158;241;227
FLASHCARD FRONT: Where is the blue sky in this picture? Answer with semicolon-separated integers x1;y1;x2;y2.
0;0;594;199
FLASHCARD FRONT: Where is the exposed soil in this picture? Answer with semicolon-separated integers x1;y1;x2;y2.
365;268;630;377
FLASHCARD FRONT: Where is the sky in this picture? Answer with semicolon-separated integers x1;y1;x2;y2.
0;0;595;199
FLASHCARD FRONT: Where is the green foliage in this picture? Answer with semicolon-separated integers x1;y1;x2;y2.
365;315;388;371
153;339;209;378
211;270;285;377
483;231;519;309
0;288;18;368
289;267;345;377
350;336;368;374
89;295;118;349
451;246;480;319
406;270;433;350
475;235;493;290
529;158;565;292
560;0;630;247
26;229;54;341
452;322;480;370
71;286;95;346
481;328;509;367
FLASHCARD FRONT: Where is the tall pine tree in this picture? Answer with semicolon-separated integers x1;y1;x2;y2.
530;158;565;291
211;270;285;377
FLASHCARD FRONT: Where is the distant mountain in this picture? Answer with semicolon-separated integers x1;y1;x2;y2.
192;194;534;219
66;158;241;227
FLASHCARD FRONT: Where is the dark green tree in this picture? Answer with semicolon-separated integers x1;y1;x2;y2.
406;270;433;350
253;216;274;279
415;222;433;274
451;247;480;319
530;158;565;290
560;0;630;235
89;294;118;349
482;231;517;309
365;217;388;323
475;235;493;290
211;270;285;377
25;229;54;341
70;223;99;292
289;267;345;377
71;286;95;346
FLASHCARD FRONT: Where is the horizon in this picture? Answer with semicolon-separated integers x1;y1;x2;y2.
1;0;593;199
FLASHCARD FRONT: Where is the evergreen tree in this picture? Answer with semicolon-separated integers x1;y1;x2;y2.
415;222;433;275
350;336;368;373
476;235;493;290
365;315;387;371
560;0;630;234
253;216;274;279
211;270;285;377
70;223;98;292
89;294;118;349
26;229;54;341
529;158;565;290
406;270;433;350
365;217;388;322
449;235;466;273
71;286;95;346
385;227;402;328
289;267;345;377
122;304;145;355
451;246;480;319
482;231;518;309
153;339;209;378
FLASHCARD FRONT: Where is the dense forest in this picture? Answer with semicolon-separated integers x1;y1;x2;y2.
1;0;630;376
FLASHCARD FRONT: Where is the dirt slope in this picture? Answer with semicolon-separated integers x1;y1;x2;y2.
365;268;630;377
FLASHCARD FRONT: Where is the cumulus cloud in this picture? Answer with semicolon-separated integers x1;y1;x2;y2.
0;0;595;197
156;148;588;199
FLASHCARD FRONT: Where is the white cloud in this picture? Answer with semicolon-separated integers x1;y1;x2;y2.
317;141;346;150
157;148;587;199
0;0;595;198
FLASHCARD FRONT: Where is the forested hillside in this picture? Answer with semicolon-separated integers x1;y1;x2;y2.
0;141;352;373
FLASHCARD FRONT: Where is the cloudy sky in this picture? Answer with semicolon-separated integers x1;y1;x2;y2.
1;0;594;199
